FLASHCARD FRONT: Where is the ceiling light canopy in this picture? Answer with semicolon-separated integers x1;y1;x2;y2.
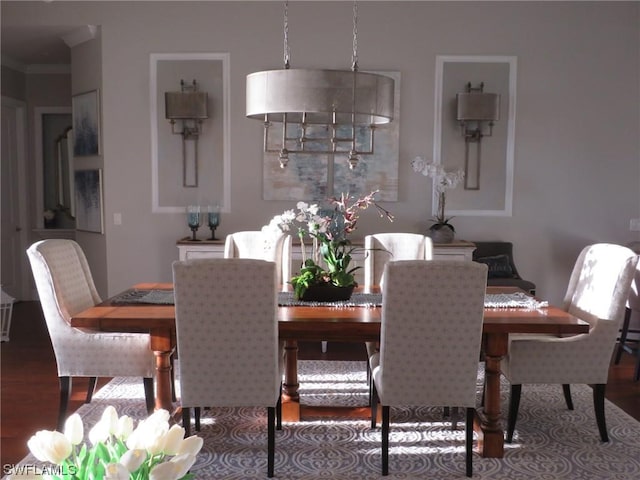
245;1;394;169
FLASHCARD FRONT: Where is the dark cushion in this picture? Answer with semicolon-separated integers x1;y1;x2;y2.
476;254;514;278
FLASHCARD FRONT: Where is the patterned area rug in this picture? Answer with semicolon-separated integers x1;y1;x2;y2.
13;361;640;479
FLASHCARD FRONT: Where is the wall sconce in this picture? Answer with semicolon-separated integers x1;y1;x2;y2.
165;79;209;187
456;82;500;190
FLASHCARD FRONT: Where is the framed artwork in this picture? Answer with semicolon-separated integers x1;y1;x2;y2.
72;90;101;156
150;53;231;213
75;169;104;233
262;71;401;202
433;56;517;217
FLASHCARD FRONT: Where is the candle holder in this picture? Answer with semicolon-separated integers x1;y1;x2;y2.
187;205;201;241
207;205;220;240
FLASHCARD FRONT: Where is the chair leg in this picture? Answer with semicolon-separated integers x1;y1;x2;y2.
170;354;177;402
57;376;71;432
143;378;155;414
506;384;522;443
593;383;608;442
634;351;640;382
276;390;283;431
381;405;390;476
562;384;574;410
267;406;275;478
371;383;378;429
182;407;191;436
194;407;201;431
614;307;632;364
465;407;474;478
85;377;97;403
451;406;459;431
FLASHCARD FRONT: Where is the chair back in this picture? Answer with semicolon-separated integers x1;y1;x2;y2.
364;233;433;291
563;243;638;328
172;258;281;408
224;230;292;289
377;260;487;407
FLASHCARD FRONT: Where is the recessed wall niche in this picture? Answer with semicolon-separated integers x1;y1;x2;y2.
150;53;230;213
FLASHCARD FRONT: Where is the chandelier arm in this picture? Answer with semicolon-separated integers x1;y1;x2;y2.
351;1;359;71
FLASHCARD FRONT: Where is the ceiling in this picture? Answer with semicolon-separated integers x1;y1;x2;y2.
1;25;74;67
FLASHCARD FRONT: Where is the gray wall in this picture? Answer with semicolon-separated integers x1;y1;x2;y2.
3;1;639;305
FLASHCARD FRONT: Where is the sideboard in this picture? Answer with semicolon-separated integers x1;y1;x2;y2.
177;238;476;285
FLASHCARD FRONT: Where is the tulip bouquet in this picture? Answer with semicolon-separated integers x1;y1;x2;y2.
24;406;203;480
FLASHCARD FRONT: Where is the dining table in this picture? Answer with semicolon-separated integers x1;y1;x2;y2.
70;283;589;459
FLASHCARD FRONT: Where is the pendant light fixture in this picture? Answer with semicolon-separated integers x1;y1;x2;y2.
246;1;394;169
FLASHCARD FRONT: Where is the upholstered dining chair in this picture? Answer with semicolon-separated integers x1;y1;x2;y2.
369;260;488;477
614;261;640;381
172;258;283;478
361;233;433;367
26;239;155;431
501;243;639;444
224;229;292;291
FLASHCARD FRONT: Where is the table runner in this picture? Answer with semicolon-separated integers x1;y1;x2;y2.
111;289;548;309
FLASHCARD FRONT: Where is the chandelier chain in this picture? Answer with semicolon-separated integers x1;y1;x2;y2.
283;0;291;69
351;1;359;71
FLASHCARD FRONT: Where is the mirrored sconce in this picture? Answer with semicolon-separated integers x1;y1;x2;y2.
456;82;500;190
165;79;209;187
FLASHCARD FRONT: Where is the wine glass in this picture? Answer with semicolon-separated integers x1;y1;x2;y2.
207;205;220;240
187;205;201;241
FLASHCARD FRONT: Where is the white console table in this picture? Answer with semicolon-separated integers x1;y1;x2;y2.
177;238;476;286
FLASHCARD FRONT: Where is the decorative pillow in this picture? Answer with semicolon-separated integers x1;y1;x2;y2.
476;254;514;278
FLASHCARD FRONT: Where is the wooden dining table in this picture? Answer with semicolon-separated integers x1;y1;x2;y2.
70;283;589;459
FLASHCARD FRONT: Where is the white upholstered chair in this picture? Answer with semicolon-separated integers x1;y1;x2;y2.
224;229;292;291
364;233;433;292
361;233;434;361
501;243;639;443
172;258;283;478
614;261;640;381
370;260;487;477
26;239;155;431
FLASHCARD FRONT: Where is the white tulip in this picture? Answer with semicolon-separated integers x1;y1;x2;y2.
88;417;111;445
149;461;179;480
101;406;119;435
119;449;147;472
27;430;72;464
104;462;130;480
169;453;197;479
63;414;84;445
176;435;204;457
162;424;185;455
115;415;134;440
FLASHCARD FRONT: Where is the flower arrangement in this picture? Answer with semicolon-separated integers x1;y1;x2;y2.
411;156;464;237
266;190;393;299
25;406;203;480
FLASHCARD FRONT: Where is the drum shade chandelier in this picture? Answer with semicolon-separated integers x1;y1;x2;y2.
246;1;394;169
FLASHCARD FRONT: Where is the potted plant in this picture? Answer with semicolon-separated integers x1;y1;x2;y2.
266;190;393;301
411;156;464;243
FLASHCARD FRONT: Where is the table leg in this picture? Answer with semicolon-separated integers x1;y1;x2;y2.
478;332;508;458
150;328;175;412
283;340;299;401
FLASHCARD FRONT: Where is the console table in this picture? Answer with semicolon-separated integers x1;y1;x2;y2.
177;238;476;286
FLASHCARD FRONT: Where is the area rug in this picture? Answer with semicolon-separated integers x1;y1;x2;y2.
12;361;640;479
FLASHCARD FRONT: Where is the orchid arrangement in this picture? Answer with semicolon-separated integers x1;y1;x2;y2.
266;190;393;299
411;156;464;232
24;406;203;480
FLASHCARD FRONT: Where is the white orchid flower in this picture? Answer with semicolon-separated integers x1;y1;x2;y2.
27;430;72;464
104;462;130;480
63;413;83;445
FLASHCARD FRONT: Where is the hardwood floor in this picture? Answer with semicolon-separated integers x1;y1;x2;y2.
2;301;639;468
